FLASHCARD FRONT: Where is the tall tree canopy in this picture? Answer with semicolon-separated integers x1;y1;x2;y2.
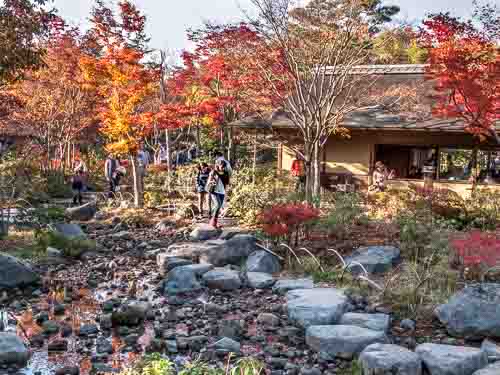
421;2;500;142
0;0;57;86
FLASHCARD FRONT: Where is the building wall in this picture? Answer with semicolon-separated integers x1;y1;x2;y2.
280;130;490;174
279;130;499;196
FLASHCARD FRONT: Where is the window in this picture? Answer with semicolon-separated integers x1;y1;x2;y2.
438;148;474;182
477;150;500;184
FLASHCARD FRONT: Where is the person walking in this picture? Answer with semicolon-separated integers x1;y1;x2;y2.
291;155;306;192
105;153;118;198
137;141;150;200
213;150;232;218
71;170;85;206
207;159;228;228
196;162;212;217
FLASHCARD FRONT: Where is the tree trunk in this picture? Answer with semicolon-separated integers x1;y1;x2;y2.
164;129;171;191
130;156;144;208
252;132;257;185
312;141;321;203
304;142;313;203
227;126;233;163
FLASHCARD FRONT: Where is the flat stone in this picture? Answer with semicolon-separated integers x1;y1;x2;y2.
200;235;260;267
416;343;488;375
286;288;348;328
53;223;86;239
203;269;242;291
345;246;400;275
473;362;500;375
176;263;214;276
190;224;221;241
0;333;30;366
246;272;276;289
273;278;314;295
65;202;96;222
481;339;500;363
214;337;241;353
339;313;390;332
306;325;387;359
435;283;500;339
245;250;281;274
163;267;202;295
360;343;422;375
156;255;192;275
0;253;40;289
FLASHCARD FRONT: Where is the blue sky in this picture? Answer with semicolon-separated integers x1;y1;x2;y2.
53;0;474;51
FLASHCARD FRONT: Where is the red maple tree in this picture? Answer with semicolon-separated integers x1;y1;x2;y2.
422;9;500;142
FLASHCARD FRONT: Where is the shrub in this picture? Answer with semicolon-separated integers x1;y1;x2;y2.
120;353;174;375
320;192;367;239
46;170;72;198
230;357;265;375
450;230;500;281
228;166;295;225
381;258;459;320
396;211;450;262
260;203;320;245
178;361;223;375
35;230;96;258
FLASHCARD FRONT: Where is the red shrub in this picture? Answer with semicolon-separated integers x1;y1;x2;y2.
450;231;500;268
260;203;320;243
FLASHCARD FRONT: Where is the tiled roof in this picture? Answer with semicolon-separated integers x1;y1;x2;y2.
325;64;428;75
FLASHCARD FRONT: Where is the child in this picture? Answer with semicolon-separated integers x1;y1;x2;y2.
71;170;85;206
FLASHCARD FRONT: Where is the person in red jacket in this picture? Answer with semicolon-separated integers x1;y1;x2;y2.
291;156;306;192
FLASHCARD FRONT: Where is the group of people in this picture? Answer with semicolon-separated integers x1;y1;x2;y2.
158;143;198;167
195;151;232;228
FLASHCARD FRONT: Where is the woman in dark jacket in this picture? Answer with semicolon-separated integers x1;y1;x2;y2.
196;163;211;217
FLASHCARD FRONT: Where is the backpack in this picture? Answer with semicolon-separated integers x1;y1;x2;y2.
218;160;230;186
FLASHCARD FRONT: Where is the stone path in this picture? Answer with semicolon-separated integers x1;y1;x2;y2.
1;221;500;375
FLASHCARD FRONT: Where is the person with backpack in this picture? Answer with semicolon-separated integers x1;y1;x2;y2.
71;169;85;206
195;162;212;217
105;153;119;198
207;159;228;228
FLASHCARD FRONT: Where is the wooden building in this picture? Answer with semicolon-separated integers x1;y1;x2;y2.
231;65;500;196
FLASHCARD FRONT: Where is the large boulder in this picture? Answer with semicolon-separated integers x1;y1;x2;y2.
286;288;348;328
200;235;260;267
166;241;224;260
339;313;391;332
0;253;40;289
415;343;488;375
345;246;401;275
273;278;314;295
306;325;388;359
245;250;281;274
435;283;500;339
360;343;422;375
473;362;500;375
245;272;276;289
157;255;192;275
53;223;86;239
0;333;30;367
203;269;242;291
163;267;202;295
189;224;221;241
65;202;96;222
